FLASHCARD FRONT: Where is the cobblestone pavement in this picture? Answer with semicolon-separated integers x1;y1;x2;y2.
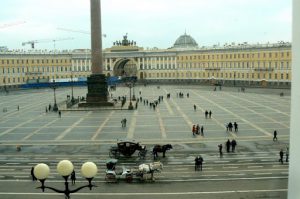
0;85;290;199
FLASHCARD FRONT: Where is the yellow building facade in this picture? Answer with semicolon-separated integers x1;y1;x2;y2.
0;34;292;89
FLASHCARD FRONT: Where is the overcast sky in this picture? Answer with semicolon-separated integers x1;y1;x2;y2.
0;0;292;50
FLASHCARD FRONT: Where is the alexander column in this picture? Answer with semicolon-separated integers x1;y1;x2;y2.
85;0;112;106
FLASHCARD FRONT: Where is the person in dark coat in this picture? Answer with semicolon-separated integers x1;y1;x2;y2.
31;167;37;181
234;122;238;132
279;149;284;164
218;144;223;157
205;110;208;119
208;110;212;118
196;124;200;135
194;104;196;111
200;126;204;136
231;139;237;152
273;130;278;141
228;122;233;131
71;170;76;185
195;156;204;171
226;139;231;153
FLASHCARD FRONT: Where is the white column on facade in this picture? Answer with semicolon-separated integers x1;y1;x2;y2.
89;59;91;72
146;57;148;70
110;58;112;71
143;57;145;70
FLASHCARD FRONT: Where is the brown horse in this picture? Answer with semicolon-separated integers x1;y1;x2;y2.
152;144;173;159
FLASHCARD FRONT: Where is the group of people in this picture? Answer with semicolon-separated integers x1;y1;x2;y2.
226;122;238;132
192;124;204;136
217;140;237;157
204;110;212;119
177;92;189;98
194;155;204;171
141;95;164;111
226;139;237;153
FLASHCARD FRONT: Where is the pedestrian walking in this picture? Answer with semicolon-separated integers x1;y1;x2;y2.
286;147;289;162
31;167;37;181
45;106;48;113
196;124;200;135
71;170;76;185
218;144;223;157
226;139;231;153
194;104;196;111
205;110;208;119
234;122;238;132
17;105;19;111
225;123;229;131
208;110;212;118
194;156;199;171
231;139;237;152
121;119;125;128
58;111;61;118
123;118;127;127
200;126;204;136
279;149;284;164
228;122;233;132
192;125;196;136
273;130;278;141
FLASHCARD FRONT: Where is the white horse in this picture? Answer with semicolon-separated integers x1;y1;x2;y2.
138;161;163;181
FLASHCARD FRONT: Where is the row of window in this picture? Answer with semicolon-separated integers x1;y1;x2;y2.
177;61;290;69
0;66;91;74
0;59;70;65
145;72;290;80
1;74;88;84
179;51;290;60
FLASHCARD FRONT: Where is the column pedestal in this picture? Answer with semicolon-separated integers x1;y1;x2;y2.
79;74;114;107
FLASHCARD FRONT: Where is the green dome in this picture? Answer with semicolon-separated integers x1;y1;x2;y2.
173;33;198;49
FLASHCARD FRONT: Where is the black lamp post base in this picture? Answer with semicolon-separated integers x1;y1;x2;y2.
132;95;136;101
128;102;134;110
53;104;58;112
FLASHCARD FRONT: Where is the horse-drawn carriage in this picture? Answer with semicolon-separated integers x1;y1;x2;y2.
105;159;163;183
109;139;147;159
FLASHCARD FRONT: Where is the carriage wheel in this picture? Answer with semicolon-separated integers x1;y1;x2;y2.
126;174;133;183
109;150;120;158
138;150;147;159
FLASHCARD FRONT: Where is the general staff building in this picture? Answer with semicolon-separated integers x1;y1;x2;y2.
0;33;291;89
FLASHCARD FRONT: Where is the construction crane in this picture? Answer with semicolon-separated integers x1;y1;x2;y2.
22;37;74;49
0;21;26;29
57;27;90;35
57;27;106;37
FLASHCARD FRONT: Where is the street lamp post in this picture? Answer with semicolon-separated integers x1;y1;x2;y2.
33;160;98;199
71;74;75;104
126;82;134;110
233;71;236;87
132;82;136;101
50;80;58;112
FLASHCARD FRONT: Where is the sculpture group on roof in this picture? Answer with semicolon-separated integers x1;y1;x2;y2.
113;34;136;46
